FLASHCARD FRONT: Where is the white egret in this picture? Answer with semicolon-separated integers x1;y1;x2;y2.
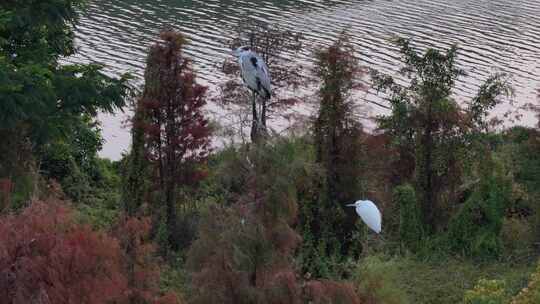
347;200;382;234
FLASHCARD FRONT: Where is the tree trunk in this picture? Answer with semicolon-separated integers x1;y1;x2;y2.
165;179;178;250
422;102;435;233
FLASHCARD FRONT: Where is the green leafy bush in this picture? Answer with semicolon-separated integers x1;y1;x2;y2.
372;255;532;304
496;128;540;243
511;260;540;304
447;156;510;259
395;184;423;251
355;255;410;304
500;218;534;257
463;279;508;304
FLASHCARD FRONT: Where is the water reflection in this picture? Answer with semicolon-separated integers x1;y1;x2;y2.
70;0;540;159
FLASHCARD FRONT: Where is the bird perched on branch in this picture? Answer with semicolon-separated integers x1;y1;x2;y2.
233;45;272;140
233;45;272;99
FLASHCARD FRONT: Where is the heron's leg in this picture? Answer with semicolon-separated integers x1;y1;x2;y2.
251;91;258;142
258;99;266;136
257;95;263;126
252;91;258;125
261;96;266;129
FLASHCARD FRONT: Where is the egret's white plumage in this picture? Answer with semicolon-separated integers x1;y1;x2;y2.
233;46;272;99
347;200;382;234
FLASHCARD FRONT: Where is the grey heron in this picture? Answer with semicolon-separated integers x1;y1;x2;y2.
233;46;272;138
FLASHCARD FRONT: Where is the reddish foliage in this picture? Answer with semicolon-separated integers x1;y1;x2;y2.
264;270;301;303
306;33;367;260
138;30;212;250
113;216;159;303
187;148;362;304
187;203;304;304
314;32;365;203
304;280;362;304
0;200;182;304
361;132;397;210
0;199;128;304
142;30;211;185
112;215;183;304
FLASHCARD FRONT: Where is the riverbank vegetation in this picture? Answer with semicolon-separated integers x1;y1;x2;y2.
1;1;540;303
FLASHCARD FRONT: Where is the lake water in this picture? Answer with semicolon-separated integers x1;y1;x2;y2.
71;0;540;160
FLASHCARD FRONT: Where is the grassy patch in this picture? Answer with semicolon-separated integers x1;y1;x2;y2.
355;254;534;304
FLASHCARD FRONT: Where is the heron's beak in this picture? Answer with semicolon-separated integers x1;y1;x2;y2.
346;204;355;207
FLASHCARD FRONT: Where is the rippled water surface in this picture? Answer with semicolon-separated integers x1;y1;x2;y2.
71;0;540;159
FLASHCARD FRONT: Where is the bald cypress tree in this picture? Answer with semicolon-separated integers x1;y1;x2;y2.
313;33;364;204
300;34;366;276
139;30;211;251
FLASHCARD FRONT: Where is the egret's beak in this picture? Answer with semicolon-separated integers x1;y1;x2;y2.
346;204;355;207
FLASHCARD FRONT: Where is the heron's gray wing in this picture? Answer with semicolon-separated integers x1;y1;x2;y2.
240;53;260;92
240;52;271;98
257;59;272;98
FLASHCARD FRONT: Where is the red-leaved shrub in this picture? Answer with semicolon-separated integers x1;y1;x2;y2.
304;280;362;304
0;199;128;304
187;144;362;304
112;215;182;304
0;199;182;304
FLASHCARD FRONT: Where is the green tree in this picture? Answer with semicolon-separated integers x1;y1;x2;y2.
40;115;103;182
0;0;129;208
0;0;129;155
121;101;150;216
372;38;510;233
